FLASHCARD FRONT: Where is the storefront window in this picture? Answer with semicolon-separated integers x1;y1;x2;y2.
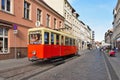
0;28;8;53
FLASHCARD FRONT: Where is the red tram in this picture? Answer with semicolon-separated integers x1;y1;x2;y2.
28;27;78;61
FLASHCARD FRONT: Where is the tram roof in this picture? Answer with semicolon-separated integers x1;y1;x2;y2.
28;27;76;39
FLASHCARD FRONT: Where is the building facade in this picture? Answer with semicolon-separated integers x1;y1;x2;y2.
112;0;120;50
43;0;93;50
44;0;74;33
105;29;113;44
0;0;64;60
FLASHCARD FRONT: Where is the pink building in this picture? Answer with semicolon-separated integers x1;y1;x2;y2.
0;0;64;60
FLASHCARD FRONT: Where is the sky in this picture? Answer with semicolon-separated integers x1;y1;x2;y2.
68;0;117;41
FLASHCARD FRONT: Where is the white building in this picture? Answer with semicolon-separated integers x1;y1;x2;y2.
44;0;75;33
43;0;92;50
112;0;120;49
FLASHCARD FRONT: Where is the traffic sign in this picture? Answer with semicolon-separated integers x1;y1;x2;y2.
13;24;18;34
13;24;17;30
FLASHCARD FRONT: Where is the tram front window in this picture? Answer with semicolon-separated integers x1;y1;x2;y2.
29;31;42;44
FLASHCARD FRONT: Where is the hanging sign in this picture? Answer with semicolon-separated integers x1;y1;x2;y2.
13;24;18;34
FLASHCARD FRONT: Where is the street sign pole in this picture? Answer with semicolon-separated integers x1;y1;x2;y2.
15;35;17;59
13;24;18;59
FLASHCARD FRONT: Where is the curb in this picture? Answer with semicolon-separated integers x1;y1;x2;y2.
104;52;120;80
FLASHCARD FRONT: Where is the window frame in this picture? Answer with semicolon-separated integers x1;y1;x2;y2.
65;36;70;46
59;21;62;28
24;1;31;20
51;32;55;45
1;0;13;14
56;34;60;45
46;14;50;27
37;8;42;22
0;28;9;54
44;32;50;45
29;31;42;44
61;35;64;45
54;18;57;29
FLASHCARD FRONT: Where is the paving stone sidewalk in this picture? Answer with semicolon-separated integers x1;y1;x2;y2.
0;57;32;71
105;51;120;80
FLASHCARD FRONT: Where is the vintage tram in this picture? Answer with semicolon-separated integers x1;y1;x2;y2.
28;27;78;61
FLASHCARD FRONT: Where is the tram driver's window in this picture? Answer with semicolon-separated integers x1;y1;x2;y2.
30;33;42;44
44;32;49;44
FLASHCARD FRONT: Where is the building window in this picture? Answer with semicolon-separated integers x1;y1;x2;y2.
0;28;8;53
24;1;30;19
46;14;50;27
59;21;62;28
37;9;41;22
1;0;12;13
54;18;57;29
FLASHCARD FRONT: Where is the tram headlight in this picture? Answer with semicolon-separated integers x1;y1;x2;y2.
32;51;36;55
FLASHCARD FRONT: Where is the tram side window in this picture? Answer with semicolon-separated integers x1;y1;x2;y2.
61;36;64;45
56;34;59;45
65;37;70;45
73;39;75;45
51;33;54;45
70;38;72;45
44;32;49;44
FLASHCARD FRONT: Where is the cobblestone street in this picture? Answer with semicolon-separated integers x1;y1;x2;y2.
28;49;110;80
0;49;120;80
